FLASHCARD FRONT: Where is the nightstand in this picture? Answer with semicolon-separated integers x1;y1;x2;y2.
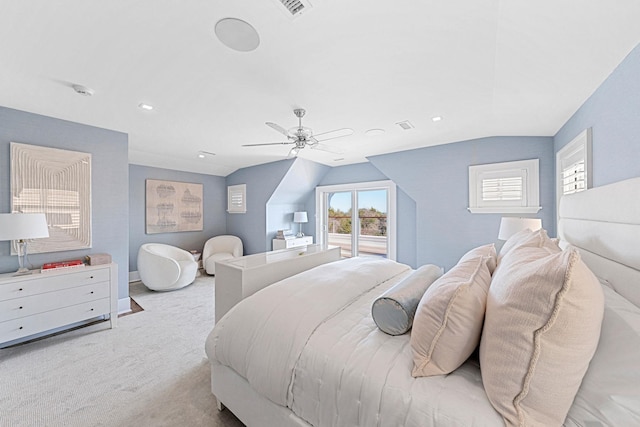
272;236;313;250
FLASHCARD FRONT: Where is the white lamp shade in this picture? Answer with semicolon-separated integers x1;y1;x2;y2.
0;213;49;241
498;217;542;240
293;212;308;223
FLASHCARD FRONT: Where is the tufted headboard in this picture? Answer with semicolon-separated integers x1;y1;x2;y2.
558;177;640;308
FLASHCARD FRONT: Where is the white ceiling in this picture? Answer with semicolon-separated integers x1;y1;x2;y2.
1;1;639;176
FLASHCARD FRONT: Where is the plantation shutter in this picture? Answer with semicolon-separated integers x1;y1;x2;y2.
476;168;527;208
227;184;246;213
561;146;586;196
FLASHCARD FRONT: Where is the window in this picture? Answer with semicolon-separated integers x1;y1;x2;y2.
468;159;541;214
227;184;246;213
316;180;396;260
557;128;591;204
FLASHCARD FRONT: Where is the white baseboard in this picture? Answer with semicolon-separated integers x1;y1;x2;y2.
129;270;140;283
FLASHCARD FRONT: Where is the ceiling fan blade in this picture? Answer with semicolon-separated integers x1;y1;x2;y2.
313;128;354;142
242;141;294;147
266;122;290;137
310;143;344;155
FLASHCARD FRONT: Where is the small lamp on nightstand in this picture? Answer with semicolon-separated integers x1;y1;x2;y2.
0;213;50;275
293;211;308;238
498;217;542;241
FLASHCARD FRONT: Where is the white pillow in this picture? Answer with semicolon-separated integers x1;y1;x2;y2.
411;255;492;377
459;243;497;274
481;237;604;426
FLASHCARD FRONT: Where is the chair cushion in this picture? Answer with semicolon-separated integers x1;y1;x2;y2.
205;252;235;274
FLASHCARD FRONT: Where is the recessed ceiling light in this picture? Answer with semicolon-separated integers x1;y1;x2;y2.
365;129;386;137
396;120;414;130
215;18;260;52
432;116;442;122
72;84;94;97
333;158;345;162
198;150;216;158
138;103;154;111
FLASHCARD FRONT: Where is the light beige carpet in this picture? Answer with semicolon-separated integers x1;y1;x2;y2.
0;275;244;427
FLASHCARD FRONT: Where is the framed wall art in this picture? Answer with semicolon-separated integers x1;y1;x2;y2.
10;142;92;254
145;179;203;234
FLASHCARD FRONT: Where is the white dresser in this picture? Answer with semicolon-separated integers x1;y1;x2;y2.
272;235;313;250
0;263;118;347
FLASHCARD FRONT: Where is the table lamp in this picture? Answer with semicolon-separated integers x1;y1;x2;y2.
0;213;50;275
498;217;542;241
293;211;308;237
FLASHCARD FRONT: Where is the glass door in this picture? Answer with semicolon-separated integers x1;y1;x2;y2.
327;191;353;257
319;183;394;260
357;189;388;258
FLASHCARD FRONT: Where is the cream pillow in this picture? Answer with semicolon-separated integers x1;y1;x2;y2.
411;255;492;377
459;243;497;274
497;227;558;263
480;244;604;427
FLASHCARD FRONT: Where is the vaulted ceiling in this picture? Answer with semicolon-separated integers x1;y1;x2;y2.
1;1;639;176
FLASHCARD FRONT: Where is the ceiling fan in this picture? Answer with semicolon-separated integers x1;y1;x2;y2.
242;108;353;157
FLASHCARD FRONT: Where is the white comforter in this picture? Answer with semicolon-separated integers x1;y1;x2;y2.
207;257;503;426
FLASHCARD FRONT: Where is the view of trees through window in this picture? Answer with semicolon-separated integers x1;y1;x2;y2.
328;207;387;236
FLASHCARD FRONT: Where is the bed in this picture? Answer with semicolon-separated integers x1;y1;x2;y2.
205;176;640;427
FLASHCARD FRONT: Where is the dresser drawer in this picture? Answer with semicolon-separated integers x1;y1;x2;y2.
0;267;110;301
0;298;111;343
0;282;110;323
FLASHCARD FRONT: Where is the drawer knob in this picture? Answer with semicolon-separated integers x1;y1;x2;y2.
19;326;23;330
19;306;23;309
90;308;94;311
90;276;94;279
91;291;94;294
19;288;23;291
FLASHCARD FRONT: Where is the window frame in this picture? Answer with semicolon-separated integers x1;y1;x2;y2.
468;159;541;214
227;184;247;214
315;180;397;261
556;128;592;208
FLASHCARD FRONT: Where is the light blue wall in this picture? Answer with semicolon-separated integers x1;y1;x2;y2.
369;136;554;270
128;164;227;271
0;107;130;300
226;159;294;254
267;158;330;247
554;42;640;187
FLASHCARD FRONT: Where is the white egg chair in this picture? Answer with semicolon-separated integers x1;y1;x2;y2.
137;243;198;291
202;235;243;275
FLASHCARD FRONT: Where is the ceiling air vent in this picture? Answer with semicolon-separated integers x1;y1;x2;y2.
274;0;313;18
396;120;415;130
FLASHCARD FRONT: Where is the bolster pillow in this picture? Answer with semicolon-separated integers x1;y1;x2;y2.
372;264;443;335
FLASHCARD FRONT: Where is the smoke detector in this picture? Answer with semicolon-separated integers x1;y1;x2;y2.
273;0;313;19
72;84;94;97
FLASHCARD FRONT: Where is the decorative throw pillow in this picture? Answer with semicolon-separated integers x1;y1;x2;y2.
372;264;443;335
497;227;559;264
480;243;604;427
411;255;492;377
458;243;497;274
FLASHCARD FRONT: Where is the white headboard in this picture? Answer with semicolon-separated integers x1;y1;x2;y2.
558;177;640;307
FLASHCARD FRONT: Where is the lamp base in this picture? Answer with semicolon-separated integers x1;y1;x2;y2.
13;267;32;276
296;232;305;238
